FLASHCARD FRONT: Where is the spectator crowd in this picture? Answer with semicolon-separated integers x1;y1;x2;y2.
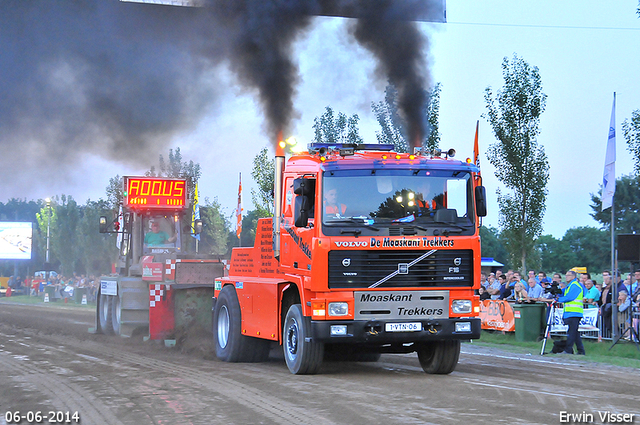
479;268;640;338
4;273;99;303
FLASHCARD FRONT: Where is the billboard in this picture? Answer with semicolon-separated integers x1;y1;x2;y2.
0;222;33;260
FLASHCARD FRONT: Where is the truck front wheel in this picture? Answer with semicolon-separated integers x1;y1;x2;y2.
283;304;324;375
417;340;460;374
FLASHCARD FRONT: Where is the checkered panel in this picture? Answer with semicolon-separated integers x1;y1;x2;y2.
164;259;182;280
149;284;170;307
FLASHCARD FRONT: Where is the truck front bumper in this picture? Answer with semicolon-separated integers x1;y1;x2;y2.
311;317;481;344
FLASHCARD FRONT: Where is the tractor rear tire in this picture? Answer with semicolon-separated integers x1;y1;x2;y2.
98;292;114;335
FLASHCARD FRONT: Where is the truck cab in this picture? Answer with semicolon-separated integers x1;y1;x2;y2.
214;143;486;375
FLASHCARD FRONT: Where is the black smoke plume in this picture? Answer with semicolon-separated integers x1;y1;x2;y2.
0;1;225;172
0;0;438;195
347;1;433;151
208;0;318;140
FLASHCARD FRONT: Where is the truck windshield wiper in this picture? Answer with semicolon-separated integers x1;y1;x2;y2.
326;217;380;231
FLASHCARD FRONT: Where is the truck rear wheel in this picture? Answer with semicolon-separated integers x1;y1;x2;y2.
214;285;269;362
283;304;324;375
98;292;114;335
417;340;460;374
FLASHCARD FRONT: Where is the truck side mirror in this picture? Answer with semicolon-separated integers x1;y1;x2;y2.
475;186;487;217
123;212;132;233
293;177;316;227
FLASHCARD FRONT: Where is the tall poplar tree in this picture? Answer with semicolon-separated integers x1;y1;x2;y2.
484;55;549;272
372;83;441;153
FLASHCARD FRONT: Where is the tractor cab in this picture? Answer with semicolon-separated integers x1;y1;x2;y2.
142;214;181;255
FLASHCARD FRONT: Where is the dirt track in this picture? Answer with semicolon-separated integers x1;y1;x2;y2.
0;301;639;425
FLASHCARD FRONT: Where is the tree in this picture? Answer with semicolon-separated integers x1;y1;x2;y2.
251;147;275;218
590;174;640;234
623;109;640;174
36;199;60;272
77;199;118;275
312;106;363;145
106;175;123;210
372;83;441;153
484;55;549;273
562;226;609;273
199;197;230;256
479;225;509;268
535;234;576;274
53;195;82;275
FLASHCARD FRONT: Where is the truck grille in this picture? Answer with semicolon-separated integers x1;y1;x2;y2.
328;250;473;289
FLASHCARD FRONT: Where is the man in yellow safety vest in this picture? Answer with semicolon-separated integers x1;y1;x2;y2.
555;270;585;355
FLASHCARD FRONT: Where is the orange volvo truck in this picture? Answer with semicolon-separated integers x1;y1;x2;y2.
214;142;487;374
95;176;224;340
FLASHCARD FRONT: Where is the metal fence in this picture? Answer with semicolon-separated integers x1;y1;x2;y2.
553;307;639;342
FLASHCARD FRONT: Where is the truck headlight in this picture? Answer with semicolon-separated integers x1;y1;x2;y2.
328;302;348;316
451;300;472;314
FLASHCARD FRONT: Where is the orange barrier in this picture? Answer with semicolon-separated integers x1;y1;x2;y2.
479;299;515;332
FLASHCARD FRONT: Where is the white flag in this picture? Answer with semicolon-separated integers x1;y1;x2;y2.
602;93;616;211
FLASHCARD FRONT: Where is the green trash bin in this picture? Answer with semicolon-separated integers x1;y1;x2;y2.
75;287;88;304
44;285;57;302
512;302;545;342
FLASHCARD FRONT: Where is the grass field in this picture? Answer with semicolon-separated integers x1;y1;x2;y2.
476;330;640;368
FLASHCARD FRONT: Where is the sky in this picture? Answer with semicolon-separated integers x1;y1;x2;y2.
2;0;639;239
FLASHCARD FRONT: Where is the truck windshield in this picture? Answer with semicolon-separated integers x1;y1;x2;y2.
322;169;475;235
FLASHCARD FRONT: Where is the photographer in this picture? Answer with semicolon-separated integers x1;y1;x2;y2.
554;270;586;355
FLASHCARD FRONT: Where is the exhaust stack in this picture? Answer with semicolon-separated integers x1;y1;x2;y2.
273;132;285;261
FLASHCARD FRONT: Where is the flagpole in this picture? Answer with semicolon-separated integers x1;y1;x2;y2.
610;93;616;279
602;92;617;338
236;172;242;247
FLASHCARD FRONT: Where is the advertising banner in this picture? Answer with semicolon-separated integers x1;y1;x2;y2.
550;307;600;332
480;300;515;332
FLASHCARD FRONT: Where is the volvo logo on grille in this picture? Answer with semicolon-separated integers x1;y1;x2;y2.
454;257;462;266
398;263;409;274
342;258;351;267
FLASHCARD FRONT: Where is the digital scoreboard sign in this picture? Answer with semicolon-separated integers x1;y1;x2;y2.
124;177;187;209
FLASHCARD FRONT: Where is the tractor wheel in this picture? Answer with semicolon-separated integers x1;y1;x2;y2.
98;291;114;335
